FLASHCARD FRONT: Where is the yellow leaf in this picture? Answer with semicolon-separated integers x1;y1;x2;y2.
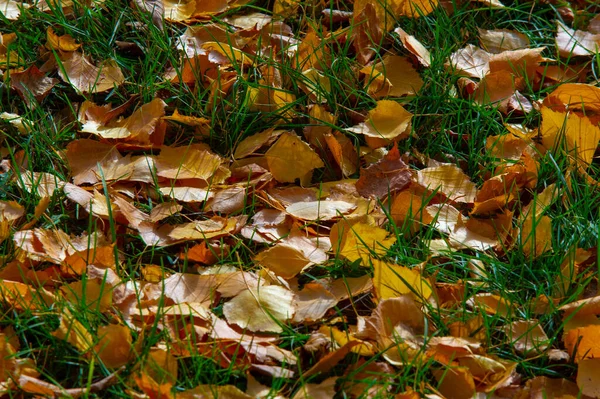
390;186;433;232
94;325;132;368
60;280;112;312
521;213;552;258
330;216;396;263
233;128;282;159
255;244;312;279
145;348;178;385
324;132;359;177
347;100;412;140
46;27;81;51
155;144;223;180
540;106;600;168
265;132;324;183
394;0;437;18
432;367;476;399
372;259;433;300
369;55;424;97
52;309;93;353
564;324;600;363
546;83;600;115
323;326;375;356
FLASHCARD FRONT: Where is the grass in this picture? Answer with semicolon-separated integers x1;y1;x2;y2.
2;0;600;396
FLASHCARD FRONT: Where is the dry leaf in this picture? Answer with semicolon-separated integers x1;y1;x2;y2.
286;200;356;221
448;44;491;78
394;27;431;67
94;325;132;368
330;216;396;263
46;27;81;51
478;28;530;53
0;0;27;19
577;358;600;397
356;144;412;199
417;164;476;203
362;55;424;98
223;286;295;333
372;259;433;300
347;100;412;140
432;367;476;399
265;132;324;184
503;320;550;355
58;52;125;93
9;65;58;106
556;22;600;57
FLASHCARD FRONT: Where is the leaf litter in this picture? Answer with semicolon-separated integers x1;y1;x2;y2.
3;0;600;397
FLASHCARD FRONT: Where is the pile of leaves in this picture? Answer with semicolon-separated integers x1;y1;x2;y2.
3;0;600;397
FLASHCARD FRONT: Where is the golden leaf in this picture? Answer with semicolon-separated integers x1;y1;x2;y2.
372;259;433;300
265;132;324;184
94;325;132;368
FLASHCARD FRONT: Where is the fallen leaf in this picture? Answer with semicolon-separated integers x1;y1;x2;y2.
9;65;58;106
478;28;530;53
330;216;396;263
556;22;600;57
347;100;413;140
46;27;81;51
372;259;433;301
286;200;356;221
577;358;600;397
265;132;325;184
503;320;550;355
520;213;552;258
356;144;412;199
394;27;431;67
417;164;477;203
94;325;132;368
58;51;125;93
0;0;27;19
432;367;476;399
223;286;295;333
448;44;491;78
362;55;424;98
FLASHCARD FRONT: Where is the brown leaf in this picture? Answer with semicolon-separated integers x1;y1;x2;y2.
94;325;132;368
394;27;431;67
58;51;125;93
556;21;600;57
356;144;412;199
448;44;491;78
10;65;58;106
478;28;530;53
